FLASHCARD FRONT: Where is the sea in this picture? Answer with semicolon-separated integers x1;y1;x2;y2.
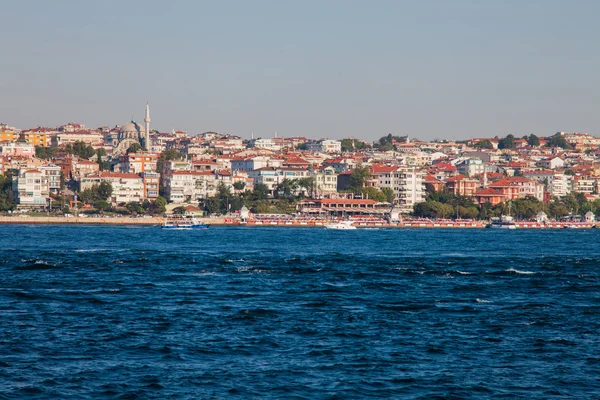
1;225;600;399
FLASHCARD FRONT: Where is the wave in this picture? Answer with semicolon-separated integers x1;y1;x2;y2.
506;268;535;275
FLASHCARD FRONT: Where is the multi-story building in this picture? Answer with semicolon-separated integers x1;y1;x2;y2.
164;170;216;203
367;165;425;212
141;172;160;200
306;139;342;153
312;167;338;196
455;158;493;176
0;142;35;157
81;172;145;204
39;164;61;193
119;152;158;174
12;169;49;207
445;175;480;197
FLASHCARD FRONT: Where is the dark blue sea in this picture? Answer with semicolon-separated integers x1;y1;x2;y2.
1;225;600;399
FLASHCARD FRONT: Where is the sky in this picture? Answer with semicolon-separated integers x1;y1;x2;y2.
1;0;600;141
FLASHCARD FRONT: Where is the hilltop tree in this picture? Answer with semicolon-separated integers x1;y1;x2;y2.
473;140;494;150
527;134;540;147
498;134;516;150
546;133;573;150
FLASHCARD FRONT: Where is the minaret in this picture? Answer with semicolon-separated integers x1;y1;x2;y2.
144;103;151;150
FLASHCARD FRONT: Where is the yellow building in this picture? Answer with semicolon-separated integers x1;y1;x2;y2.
0;131;17;143
22;131;50;147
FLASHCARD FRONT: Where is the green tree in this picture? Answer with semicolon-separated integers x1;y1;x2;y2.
275;179;298;199
498;134;516;150
473;140;493;150
527;134;540;147
381;187;395;203
341;138;370;152
349;163;371;193
72;141;96;159
252;183;270;200
297;176;316;198
546;133;573;150
0;172;16;212
127;143;143;154
232;181;246;192
173;206;186;215
359;187;387;202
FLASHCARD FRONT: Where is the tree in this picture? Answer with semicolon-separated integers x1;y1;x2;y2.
297;177;316;198
527;134;540;147
71;141;96;159
252;183;269;200
94;200;112;212
381;187;395;203
0;172;16;212
359;187;387;202
275;179;298;199
546;133;573;150
126;201;145;215
349;163;371;193
173;206;186;215
498;134;516;150
232;181;246;192
127;143;143;154
341;138;370;152
97;182;113;201
473;140;493;150
153;196;167;214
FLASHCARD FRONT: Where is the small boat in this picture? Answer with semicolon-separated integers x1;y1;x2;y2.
162;216;210;230
487;215;517;229
324;220;357;230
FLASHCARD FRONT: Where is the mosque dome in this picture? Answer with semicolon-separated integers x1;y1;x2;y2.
119;121;141;133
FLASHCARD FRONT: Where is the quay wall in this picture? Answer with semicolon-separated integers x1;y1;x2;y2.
0;216;596;229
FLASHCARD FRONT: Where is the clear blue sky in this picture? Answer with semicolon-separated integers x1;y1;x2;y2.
1;0;599;141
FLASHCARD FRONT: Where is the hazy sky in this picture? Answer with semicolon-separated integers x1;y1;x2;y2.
2;0;600;141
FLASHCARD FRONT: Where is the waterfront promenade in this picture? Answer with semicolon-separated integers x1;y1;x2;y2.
0;216;595;229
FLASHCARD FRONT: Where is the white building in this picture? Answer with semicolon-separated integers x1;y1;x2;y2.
306;139;342;153
248;138;281;151
368;165;425;212
12;169;49;207
81;172;145;204
164;170;217;203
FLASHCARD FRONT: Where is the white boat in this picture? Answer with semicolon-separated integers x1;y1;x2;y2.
487;215;517;229
162;216;210;230
324;220;357;230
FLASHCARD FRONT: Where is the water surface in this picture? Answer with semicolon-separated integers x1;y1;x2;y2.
1;226;599;398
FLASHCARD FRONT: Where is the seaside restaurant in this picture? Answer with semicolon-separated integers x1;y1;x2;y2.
296;199;392;217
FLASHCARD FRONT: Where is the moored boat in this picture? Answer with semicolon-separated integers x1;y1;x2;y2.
324;220;357;230
487;215;517;229
162;216;210;230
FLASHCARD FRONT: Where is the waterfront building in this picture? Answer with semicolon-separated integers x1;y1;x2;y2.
81;172;145;204
164;170;216;203
296;198;390;216
12;169;50;207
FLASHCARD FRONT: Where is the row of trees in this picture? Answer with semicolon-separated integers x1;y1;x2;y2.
35;140;98;160
125;197;167;215
202;182;297;215
413;189;600;220
486;133;571;150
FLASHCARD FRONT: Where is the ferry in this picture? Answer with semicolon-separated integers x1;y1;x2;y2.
487;215;517;229
324;220;357;230
162;216;210;230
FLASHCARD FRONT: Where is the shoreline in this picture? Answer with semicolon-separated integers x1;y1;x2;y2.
0;216;596;229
